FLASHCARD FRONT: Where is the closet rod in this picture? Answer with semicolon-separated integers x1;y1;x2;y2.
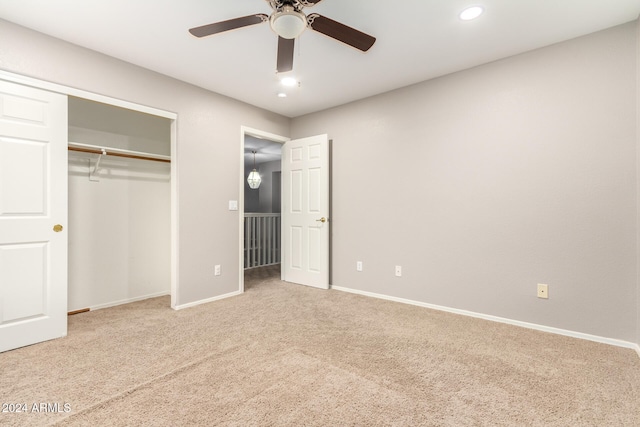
68;142;171;163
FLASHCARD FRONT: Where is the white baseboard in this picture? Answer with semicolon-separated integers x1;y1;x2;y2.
332;285;640;356
87;291;170;312
172;290;242;311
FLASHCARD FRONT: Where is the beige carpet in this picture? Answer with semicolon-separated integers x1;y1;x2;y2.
1;265;639;426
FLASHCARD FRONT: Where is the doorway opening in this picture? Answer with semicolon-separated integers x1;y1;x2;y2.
67;96;173;312
244;135;282;268
239;127;289;293
239;129;331;292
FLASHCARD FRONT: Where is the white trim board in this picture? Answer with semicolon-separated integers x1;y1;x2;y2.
173;290;242;311
87;291;171;312
0;70;177;119
332;285;640;357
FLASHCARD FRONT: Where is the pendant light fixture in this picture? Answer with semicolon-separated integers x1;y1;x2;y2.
247;151;261;189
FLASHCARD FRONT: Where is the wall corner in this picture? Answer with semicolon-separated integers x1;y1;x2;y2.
636;16;640;347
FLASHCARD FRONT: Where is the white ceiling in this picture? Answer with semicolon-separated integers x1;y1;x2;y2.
1;1;639;118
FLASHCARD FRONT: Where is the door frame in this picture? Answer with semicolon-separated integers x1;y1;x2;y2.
0;70;180;308
239;126;289;293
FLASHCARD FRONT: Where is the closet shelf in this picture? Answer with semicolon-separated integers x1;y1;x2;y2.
68;142;171;163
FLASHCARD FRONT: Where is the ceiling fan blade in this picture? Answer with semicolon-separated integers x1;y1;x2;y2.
277;37;295;73
189;14;268;38
307;14;376;52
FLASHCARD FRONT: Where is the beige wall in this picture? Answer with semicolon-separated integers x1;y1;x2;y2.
2;17;638;345
0;19;290;306
292;23;638;342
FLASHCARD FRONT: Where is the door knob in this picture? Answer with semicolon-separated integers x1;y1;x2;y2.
53;224;63;232
316;217;327;223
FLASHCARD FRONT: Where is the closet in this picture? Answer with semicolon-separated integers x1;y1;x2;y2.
67;97;171;312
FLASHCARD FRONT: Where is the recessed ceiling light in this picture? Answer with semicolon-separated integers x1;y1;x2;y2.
280;76;297;87
277;92;287;98
459;5;484;21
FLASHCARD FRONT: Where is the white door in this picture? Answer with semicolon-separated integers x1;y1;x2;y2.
0;80;68;353
282;134;330;289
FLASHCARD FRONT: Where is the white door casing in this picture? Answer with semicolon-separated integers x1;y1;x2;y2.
0;80;68;352
281;134;329;289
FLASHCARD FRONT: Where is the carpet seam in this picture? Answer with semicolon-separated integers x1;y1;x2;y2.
47;344;245;426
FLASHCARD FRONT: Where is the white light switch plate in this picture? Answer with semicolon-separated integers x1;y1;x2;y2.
228;200;238;211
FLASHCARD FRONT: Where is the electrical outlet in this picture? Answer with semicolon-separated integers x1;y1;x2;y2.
395;265;402;277
537;283;548;299
356;261;363;272
215;265;221;276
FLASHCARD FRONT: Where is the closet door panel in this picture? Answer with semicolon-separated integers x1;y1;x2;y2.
0;137;47;216
0;242;47;322
0;79;67;353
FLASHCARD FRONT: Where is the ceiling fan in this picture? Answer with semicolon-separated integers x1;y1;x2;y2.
188;0;376;73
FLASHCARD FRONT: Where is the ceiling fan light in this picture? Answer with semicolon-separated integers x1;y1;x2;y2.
280;76;297;86
270;6;307;39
